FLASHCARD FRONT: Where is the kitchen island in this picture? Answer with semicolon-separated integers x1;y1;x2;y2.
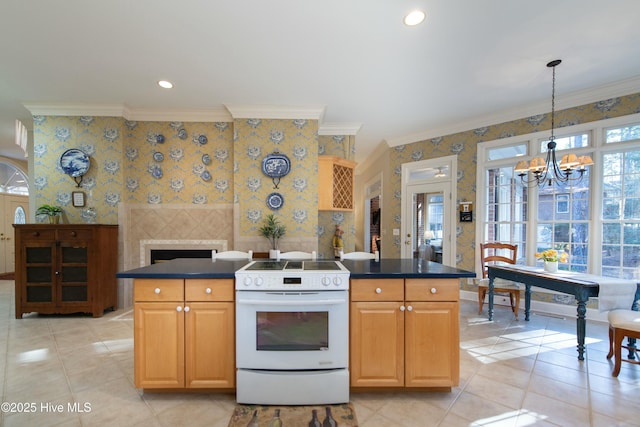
117;258;475;392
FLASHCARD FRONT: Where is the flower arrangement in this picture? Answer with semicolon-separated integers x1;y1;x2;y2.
36;204;63;224
535;249;568;263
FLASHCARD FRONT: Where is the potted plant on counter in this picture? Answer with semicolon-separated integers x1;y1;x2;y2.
36;204;63;224
259;213;286;258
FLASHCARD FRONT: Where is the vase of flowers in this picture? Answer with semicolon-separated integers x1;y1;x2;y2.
535;249;568;273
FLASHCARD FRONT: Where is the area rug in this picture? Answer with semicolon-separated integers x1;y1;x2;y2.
228;403;358;427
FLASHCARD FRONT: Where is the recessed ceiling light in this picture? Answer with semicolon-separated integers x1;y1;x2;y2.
158;80;173;89
404;10;426;26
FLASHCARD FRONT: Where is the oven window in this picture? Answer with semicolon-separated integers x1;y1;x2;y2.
256;311;329;351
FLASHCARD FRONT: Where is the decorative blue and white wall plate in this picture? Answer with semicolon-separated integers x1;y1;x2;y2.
266;192;284;210
262;153;291;178
59;149;90;177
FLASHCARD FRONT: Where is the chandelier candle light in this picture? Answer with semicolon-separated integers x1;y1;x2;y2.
515;60;594;187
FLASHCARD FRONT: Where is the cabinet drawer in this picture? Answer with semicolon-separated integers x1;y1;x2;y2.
134;279;184;302
185;279;234;302
350;279;404;301
58;229;92;241
22;229;56;240
405;278;459;302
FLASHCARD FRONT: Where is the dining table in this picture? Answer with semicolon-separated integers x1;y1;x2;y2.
487;265;640;360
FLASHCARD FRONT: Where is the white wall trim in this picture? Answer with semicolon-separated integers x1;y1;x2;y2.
385;75;640;148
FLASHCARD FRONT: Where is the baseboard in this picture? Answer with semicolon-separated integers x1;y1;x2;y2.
460;290;608;323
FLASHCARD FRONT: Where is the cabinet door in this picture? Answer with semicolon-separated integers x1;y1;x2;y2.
23;241;56;305
405;301;459;387
134;302;185;388
185;302;235;388
58;242;89;304
350;301;404;387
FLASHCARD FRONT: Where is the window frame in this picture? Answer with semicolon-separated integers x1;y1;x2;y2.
476;112;640;278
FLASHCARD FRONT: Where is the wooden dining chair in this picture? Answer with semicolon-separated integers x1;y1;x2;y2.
606;309;640;376
477;242;520;319
277;251;317;260
340;251;379;261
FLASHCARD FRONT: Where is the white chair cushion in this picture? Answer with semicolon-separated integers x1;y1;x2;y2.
608;309;640;331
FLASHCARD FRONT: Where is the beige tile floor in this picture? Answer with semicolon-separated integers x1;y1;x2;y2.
0;279;638;426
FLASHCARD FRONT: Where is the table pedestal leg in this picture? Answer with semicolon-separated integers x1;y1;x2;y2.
576;299;587;361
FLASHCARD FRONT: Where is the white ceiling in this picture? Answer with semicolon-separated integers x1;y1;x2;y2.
2;0;640;167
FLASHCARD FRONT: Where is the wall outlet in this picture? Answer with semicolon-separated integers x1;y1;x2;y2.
393;229;400;236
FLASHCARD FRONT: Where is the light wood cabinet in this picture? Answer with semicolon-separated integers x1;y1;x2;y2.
350;278;459;388
318;155;356;211
13;224;118;318
134;278;235;389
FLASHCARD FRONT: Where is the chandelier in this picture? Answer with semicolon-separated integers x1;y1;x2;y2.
515;59;593;186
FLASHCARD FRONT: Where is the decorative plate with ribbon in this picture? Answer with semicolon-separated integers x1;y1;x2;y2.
262;152;290;189
59;148;90;186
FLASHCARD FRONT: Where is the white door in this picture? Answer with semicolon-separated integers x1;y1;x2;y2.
401;156;456;265
1;195;28;273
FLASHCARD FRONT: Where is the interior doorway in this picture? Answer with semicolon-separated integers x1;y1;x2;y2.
363;173;382;255
401;156;457;265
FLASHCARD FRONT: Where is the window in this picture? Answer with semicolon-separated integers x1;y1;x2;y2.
0;162;28;195
482;166;527;264
536;172;591;272
601;149;640;279
478;115;640;279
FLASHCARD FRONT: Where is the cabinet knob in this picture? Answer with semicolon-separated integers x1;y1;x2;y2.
184;306;190;312
154;288;161;294
407;305;413;312
400;305;405;312
375;288;382;294
205;287;212;294
71;231;77;237
176;306;182;312
55;271;60;275
430;287;437;294
32;232;40;237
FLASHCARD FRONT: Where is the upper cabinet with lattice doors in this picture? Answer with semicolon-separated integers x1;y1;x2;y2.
318;156;357;211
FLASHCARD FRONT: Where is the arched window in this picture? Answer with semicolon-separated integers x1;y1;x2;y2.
0;162;28;195
14;206;26;224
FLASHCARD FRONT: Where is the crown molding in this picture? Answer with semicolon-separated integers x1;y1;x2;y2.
224;104;326;121
23;103;126;117
318;122;362;135
23;103;233;122
123;106;232;122
386;74;640;147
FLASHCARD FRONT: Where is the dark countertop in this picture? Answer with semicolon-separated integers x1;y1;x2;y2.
116;258;475;279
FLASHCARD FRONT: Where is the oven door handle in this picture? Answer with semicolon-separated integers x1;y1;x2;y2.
236;298;347;306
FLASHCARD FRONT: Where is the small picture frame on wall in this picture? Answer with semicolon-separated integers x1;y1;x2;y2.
72;191;86;207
